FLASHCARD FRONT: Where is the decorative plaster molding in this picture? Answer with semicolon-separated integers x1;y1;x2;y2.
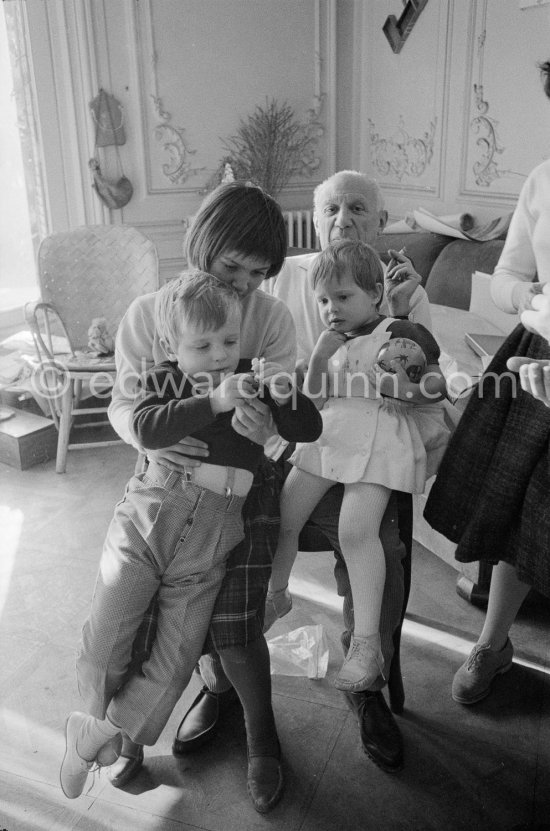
150;93;205;185
368;116;436;181
298;90;326;177
470;83;506;187
462;0;524;197
135;0;334;194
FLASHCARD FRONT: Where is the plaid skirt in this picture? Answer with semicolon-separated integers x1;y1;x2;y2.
130;455;283;667
424;324;550;597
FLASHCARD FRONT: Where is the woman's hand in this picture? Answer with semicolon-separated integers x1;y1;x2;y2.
147;436;209;471
511;281;544;314
507;356;550;408
520;284;550;340
384;248;421;317
232;396;275;445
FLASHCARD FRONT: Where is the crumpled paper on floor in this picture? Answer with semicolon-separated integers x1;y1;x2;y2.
267;624;329;679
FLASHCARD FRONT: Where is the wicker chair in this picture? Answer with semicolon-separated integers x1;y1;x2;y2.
25;225;159;473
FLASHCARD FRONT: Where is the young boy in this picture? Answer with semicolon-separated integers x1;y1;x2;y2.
60;270;321;799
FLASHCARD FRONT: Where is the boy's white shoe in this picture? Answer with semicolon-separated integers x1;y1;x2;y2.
334;634;385;692
60;712;94;799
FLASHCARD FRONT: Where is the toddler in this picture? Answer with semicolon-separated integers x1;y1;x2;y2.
60;270;321;799
268;240;451;692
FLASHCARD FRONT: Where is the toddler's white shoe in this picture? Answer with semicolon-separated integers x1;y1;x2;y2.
334;634;385;692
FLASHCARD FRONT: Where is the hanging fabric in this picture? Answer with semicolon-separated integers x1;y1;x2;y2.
89;89;133;209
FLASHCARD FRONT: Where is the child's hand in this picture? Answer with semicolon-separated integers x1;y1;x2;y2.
312;328;347;360
210;372;257;414
294;358;308;389
252;357;293;403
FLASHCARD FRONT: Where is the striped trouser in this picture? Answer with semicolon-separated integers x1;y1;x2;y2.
76;462;246;745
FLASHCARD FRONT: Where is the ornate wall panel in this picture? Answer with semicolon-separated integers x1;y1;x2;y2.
460;0;550;203
94;0;336;277
130;0;334;200
359;0;452;200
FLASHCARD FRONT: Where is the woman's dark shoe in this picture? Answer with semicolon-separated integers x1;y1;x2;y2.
172;686;239;755
108;743;144;789
247;753;284;814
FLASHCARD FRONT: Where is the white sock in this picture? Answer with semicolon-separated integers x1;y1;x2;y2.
77;714;120;761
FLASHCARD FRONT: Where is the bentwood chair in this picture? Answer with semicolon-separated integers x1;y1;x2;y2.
25;225;159;473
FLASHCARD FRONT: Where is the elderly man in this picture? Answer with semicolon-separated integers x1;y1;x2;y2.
260;170;432;773
268;170;430;364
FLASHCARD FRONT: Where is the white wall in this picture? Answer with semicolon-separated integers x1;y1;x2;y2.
356;0;550;222
22;0;338;282
18;0;550;280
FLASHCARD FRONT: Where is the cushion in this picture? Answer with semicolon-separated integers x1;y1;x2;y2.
373;232;453;287
425;239;505;310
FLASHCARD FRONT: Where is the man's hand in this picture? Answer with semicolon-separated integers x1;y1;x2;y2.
520;283;550;339
147;436;209;471
232;396;275;444
507;355;550;408
384;248;421;317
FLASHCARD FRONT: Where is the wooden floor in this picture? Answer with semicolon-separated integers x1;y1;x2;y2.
1;444;550;831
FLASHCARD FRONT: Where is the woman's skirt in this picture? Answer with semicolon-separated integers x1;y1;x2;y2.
423;324;550;598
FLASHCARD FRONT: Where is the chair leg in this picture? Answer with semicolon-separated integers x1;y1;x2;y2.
387;494;413;715
56;379;74;473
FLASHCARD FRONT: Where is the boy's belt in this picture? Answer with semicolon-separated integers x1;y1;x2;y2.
182;463;253;497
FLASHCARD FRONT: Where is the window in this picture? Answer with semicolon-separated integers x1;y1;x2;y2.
0;0;46;322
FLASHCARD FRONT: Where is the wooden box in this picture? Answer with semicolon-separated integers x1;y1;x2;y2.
0;406;58;469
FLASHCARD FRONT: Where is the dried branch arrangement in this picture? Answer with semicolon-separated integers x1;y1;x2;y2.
215;98;314;197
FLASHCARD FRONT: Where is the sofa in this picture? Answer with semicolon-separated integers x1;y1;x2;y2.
372;230;506;310
290;230;506;311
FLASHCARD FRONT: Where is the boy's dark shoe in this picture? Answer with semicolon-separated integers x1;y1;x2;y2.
172;686;239;755
108;744;144;789
343;689;404;772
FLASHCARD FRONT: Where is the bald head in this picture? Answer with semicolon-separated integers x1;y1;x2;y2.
313;170;387;250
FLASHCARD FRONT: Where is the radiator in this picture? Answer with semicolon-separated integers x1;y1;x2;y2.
283;210;315;249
